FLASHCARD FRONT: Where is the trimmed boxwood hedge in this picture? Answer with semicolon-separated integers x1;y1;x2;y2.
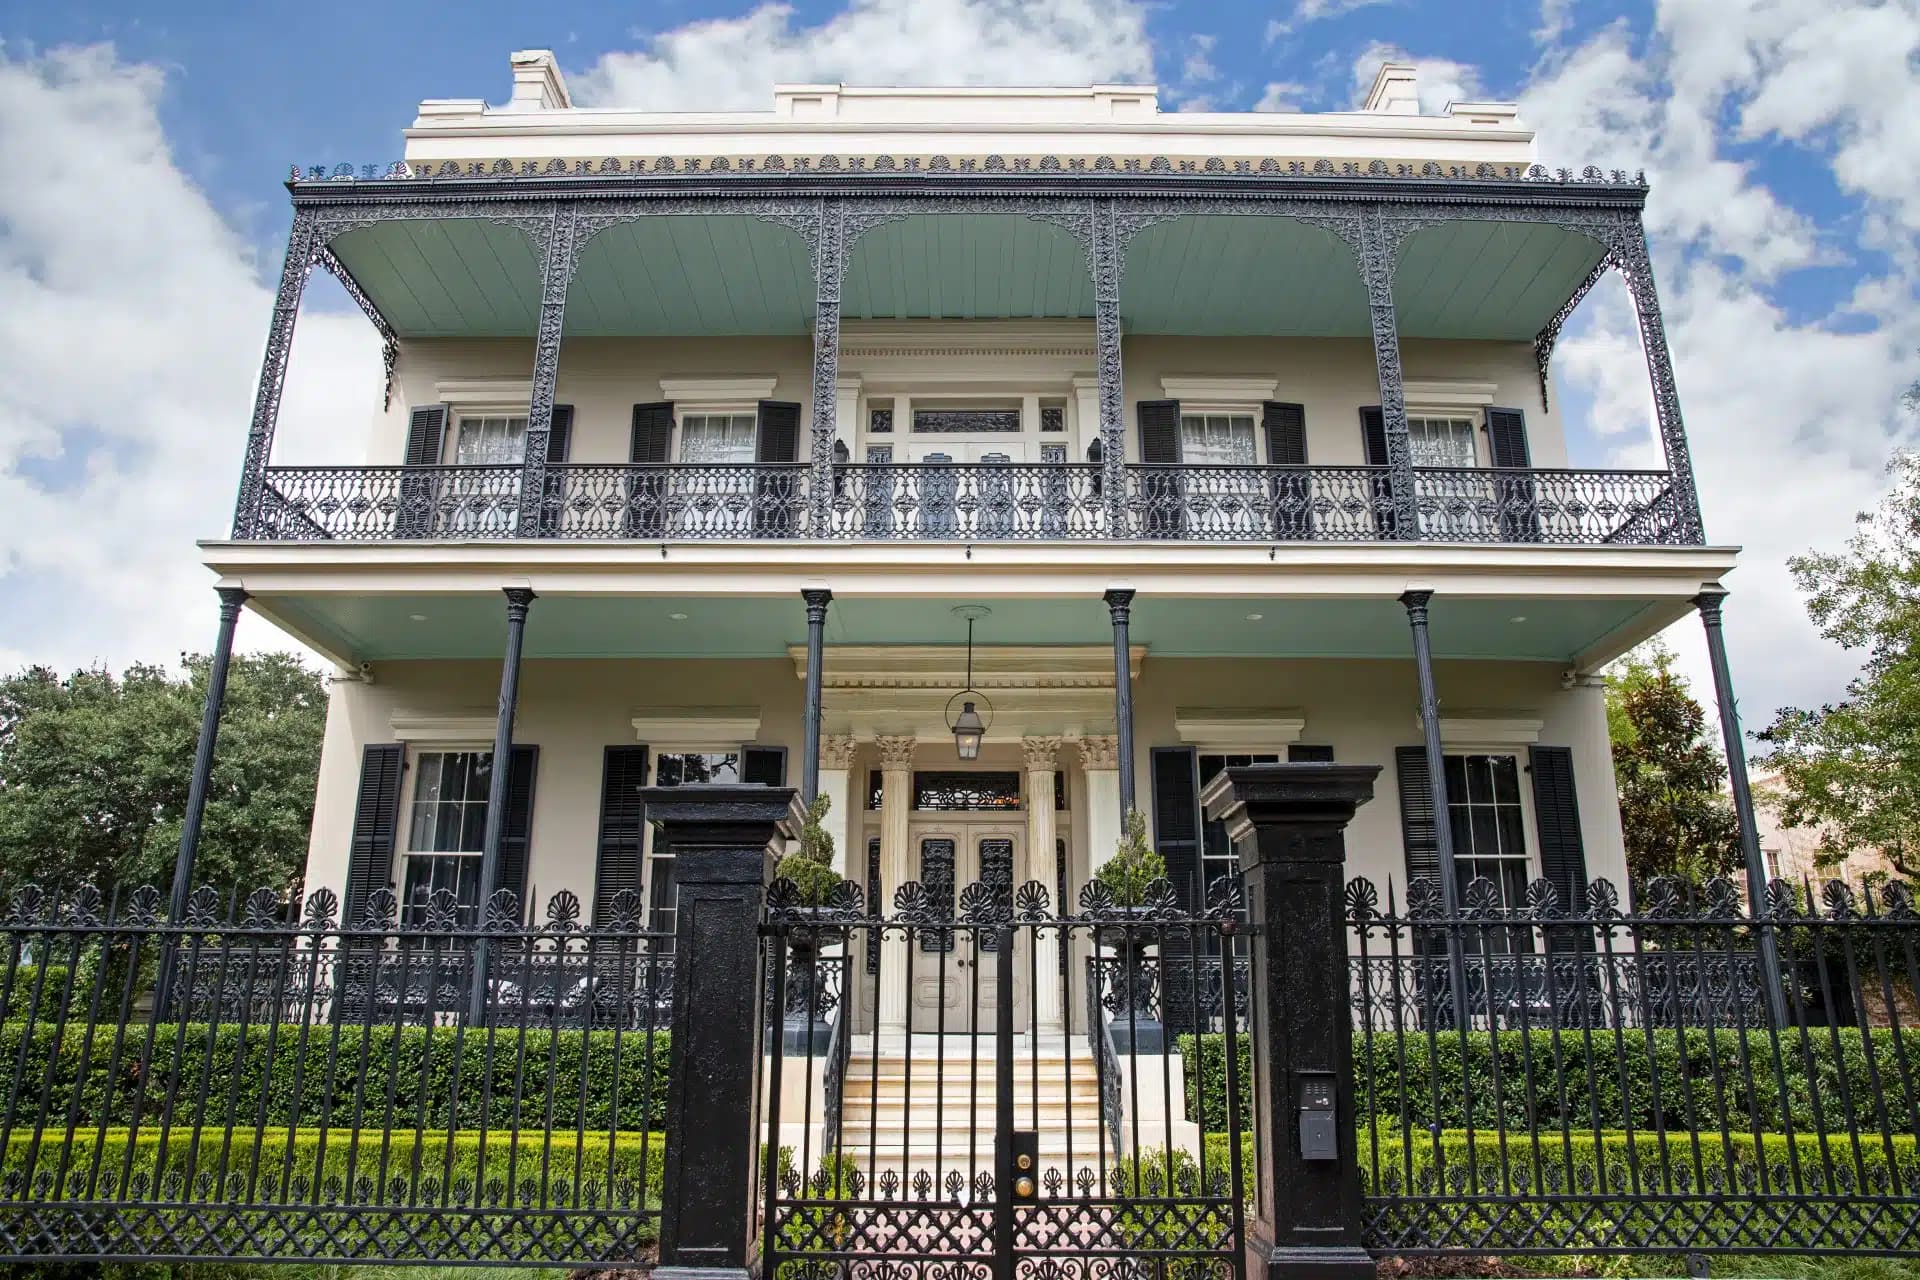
0;1022;672;1133
1179;1028;1920;1135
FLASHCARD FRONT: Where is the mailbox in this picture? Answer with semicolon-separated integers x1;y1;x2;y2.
1297;1073;1337;1161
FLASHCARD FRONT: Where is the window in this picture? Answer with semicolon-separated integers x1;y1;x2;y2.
1407;416;1476;468
402;750;493;925
1445;753;1531;951
1179;414;1257;466
646;751;744;934
452;415;527;465
1199;753;1280;894
678;412;757;463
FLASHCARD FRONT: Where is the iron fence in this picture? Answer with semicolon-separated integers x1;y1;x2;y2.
0;882;673;1264
249;462;1701;545
762;873;1248;1280
1347;873;1920;1257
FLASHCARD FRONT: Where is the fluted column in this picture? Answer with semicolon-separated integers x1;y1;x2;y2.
1024;736;1064;1034
875;734;916;1038
819;735;856;878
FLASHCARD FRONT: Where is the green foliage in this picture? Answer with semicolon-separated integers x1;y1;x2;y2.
0;1021;672;1132
1605;638;1743;883
0;654;327;900
1180;1026;1920;1136
1093;809;1165;906
774;794;841;906
1759;450;1920;882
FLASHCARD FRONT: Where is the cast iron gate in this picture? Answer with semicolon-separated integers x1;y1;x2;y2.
761;871;1249;1279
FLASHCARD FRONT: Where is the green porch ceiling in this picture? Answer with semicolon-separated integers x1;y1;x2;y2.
266;591;1653;666
323;212;1611;342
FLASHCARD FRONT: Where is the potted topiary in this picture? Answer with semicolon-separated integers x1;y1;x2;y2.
1090;809;1169;1052
773;794;842;1053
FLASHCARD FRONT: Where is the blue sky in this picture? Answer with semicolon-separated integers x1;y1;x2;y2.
0;0;1917;726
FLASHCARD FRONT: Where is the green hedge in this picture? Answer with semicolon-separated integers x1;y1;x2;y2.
1179;1028;1920;1135
0;1022;671;1133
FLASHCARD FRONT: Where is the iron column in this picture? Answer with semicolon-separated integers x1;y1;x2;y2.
1104;587;1138;820
156;585;248;1017
1401;589;1468;1025
1696;587;1788;1024
469;585;535;1024
800;587;832;803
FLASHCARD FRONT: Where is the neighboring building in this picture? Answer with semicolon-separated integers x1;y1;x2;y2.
202;51;1732;1059
1752;769;1903;886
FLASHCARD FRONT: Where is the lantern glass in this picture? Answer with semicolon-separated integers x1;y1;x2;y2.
952;701;985;760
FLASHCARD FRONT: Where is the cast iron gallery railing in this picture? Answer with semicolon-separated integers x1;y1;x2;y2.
0;882;673;1264
762;874;1248;1280
250;461;1695;545
1347;873;1920;1258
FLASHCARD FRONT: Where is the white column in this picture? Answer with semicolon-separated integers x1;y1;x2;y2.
834;376;862;453
875;734;916;1037
1080;735;1122;875
1071;376;1100;456
1024;736;1064;1034
819;735;856;878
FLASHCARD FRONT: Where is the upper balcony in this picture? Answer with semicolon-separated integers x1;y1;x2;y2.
227;61;1705;556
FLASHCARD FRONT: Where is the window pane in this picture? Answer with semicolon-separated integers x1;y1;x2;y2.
1490;755;1520;804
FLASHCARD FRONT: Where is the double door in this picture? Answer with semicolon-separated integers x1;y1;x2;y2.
907;825;1029;1033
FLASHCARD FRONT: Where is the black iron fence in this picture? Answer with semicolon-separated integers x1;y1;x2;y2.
0;882;672;1264
251;461;1696;545
1347;873;1920;1258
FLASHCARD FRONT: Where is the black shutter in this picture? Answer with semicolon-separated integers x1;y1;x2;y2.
496;745;539;921
533;405;573;538
592;746;650;924
343;744;405;927
1484;406;1540;543
1529;745;1592;953
1395;745;1442;959
626;402;673;537
398;405;447;538
742;745;787;786
1137;399;1183;538
1287;744;1335;763
1263;401;1311;541
1149;747;1202;909
754;400;803;537
1360;406;1399;539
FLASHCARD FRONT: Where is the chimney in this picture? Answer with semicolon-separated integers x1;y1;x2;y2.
506;49;571;111
1361;62;1420;115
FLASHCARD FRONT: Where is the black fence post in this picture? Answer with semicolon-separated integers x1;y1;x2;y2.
645;783;802;1280
1204;762;1381;1280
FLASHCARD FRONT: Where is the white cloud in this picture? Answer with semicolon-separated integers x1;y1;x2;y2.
1254;82;1307;112
1349;41;1482;113
1520;1;1920;723
0;45;379;676
1266;0;1392;41
574;0;1156;108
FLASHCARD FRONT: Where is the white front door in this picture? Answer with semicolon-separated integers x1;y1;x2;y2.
907;824;1029;1034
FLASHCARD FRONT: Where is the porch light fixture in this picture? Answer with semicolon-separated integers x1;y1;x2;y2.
946;605;993;761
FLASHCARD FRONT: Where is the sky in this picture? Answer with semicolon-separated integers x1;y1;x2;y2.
0;0;1917;737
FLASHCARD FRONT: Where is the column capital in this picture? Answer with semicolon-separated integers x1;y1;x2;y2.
801;586;834;621
1398;587;1434;620
1077;735;1121;770
503;585;537;620
1693;584;1728;622
214;585;250;618
875;735;917;771
821;734;857;770
1103;586;1136;623
1021;736;1062;772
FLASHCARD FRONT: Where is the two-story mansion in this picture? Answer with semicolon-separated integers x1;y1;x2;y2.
196;53;1742;1042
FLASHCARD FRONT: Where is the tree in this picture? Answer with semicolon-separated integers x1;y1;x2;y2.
1757;450;1920;881
0;653;327;900
1605;638;1744;883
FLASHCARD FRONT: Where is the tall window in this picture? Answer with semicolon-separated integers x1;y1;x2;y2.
1179;414;1257;466
1445;754;1531;950
647;751;745;934
402;750;493;925
452;415;528;464
1198;753;1281;898
678;413;757;463
1407;416;1476;467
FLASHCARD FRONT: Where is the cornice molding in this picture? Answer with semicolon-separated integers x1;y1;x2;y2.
1174;707;1307;747
630;705;763;743
390;713;499;742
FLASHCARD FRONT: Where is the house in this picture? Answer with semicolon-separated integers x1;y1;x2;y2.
188;52;1745;1166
